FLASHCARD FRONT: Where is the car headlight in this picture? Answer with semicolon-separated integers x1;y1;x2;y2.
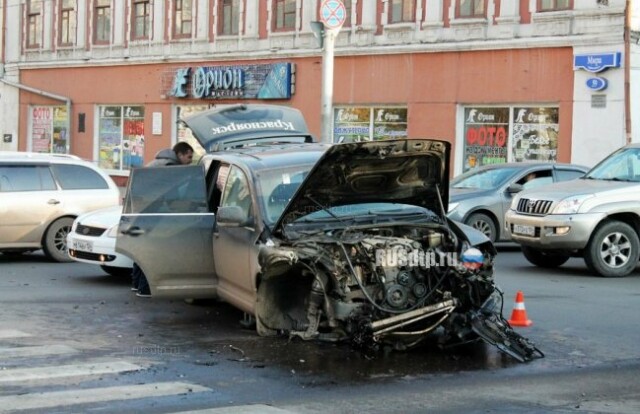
106;224;119;238
551;195;594;215
447;202;459;213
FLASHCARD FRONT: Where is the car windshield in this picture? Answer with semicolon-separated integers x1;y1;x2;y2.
584;147;640;182
256;164;315;224
451;167;520;189
293;203;432;222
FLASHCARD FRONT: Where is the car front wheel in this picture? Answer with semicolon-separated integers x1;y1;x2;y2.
465;213;497;242
584;221;640;277
521;246;570;268
43;217;75;263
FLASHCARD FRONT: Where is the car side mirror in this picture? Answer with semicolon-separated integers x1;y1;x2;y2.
217;206;251;227
507;183;524;194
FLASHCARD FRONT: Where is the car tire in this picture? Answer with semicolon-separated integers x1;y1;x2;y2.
584;221;640;278
465;213;497;242
521;246;570;268
101;265;133;278
43;217;75;263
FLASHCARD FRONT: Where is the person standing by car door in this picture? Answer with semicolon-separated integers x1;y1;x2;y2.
132;142;194;297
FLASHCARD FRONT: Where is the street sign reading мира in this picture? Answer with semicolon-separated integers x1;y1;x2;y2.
320;0;347;29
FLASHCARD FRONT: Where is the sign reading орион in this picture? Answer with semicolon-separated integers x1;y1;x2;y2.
167;62;295;100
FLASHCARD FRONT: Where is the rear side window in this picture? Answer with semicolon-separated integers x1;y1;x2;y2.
0;165;57;192
556;169;585;182
50;164;109;190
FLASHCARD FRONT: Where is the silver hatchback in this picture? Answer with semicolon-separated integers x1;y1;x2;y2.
0;152;121;262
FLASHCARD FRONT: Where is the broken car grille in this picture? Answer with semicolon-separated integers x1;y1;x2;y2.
516;198;553;215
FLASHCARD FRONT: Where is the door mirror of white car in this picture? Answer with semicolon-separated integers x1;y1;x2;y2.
217;206;251;227
507;183;524;194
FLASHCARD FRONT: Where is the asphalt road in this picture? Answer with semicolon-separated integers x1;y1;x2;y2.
0;247;639;413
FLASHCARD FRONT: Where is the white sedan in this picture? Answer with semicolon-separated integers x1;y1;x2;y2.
67;206;133;277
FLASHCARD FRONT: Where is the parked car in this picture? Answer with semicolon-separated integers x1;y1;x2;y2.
67;206;133;277
115;104;541;362
448;162;589;242
0;152;121;262
505;143;640;277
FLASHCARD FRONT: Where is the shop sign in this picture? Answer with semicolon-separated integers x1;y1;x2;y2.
573;52;621;73
512;107;558;163
167;62;294;100
333;107;407;143
463;108;509;171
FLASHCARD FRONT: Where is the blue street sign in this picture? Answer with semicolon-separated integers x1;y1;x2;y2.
586;77;608;91
573;52;622;73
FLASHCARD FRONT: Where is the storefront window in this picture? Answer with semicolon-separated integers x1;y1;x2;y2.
333;107;407;143
461;106;559;172
512;107;559;162
30;106;69;154
463;107;509;171
97;106;145;171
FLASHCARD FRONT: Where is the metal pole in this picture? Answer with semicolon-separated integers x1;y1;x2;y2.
320;28;337;144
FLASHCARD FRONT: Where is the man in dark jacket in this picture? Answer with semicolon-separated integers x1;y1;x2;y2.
133;141;194;297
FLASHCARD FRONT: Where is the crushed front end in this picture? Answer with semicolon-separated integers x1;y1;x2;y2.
257;221;543;363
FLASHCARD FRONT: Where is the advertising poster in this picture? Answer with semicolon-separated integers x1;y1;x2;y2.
98;107;123;170
333;107;371;143
512;107;559;162
52;107;68;154
463;107;509;172
31;106;53;153
372;108;408;140
122;106;145;169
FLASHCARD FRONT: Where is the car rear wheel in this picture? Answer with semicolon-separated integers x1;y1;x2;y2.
584;221;639;277
101;265;133;278
43;217;75;263
465;213;497;242
521;246;570;268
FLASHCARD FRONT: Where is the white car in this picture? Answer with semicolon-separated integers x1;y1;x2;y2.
67;206;133;277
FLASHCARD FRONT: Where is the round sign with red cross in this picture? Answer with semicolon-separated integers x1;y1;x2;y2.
320;0;347;29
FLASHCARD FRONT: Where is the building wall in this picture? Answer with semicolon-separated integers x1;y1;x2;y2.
1;0;631;173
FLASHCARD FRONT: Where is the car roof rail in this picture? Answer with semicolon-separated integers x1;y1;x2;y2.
0;151;81;160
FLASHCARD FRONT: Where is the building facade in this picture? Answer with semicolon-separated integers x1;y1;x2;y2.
0;0;639;183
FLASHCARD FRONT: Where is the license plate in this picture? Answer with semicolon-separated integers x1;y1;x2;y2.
513;224;535;236
72;240;94;252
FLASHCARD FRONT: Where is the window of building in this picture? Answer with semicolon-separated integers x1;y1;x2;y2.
538;0;572;11
29;106;69;154
389;0;415;24
59;0;76;45
219;0;240;35
174;0;192;37
273;0;296;31
340;0;352;27
333;107;408;143
97;106;145;172
132;0;151;39
94;0;111;43
26;0;42;48
460;106;559;173
457;0;485;18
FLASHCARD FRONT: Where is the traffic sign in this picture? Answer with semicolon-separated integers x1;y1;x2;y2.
320;0;347;29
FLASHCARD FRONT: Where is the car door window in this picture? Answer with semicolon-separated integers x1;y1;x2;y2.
124;166;208;214
50;164;109;189
555;169;585;182
0;165;56;192
516;169;553;190
220;166;253;221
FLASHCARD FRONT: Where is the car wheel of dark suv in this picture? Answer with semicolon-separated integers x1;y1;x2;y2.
584;221;640;278
43;217;75;263
521;246;570;268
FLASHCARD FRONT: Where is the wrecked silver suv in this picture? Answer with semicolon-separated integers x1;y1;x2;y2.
116;105;542;362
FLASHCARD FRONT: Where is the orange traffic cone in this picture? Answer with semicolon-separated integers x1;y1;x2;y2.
507;290;533;327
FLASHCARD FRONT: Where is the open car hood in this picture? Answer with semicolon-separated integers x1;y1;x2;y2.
182;104;312;152
273;139;451;235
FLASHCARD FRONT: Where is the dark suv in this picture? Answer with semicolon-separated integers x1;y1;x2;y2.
116;104;541;362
